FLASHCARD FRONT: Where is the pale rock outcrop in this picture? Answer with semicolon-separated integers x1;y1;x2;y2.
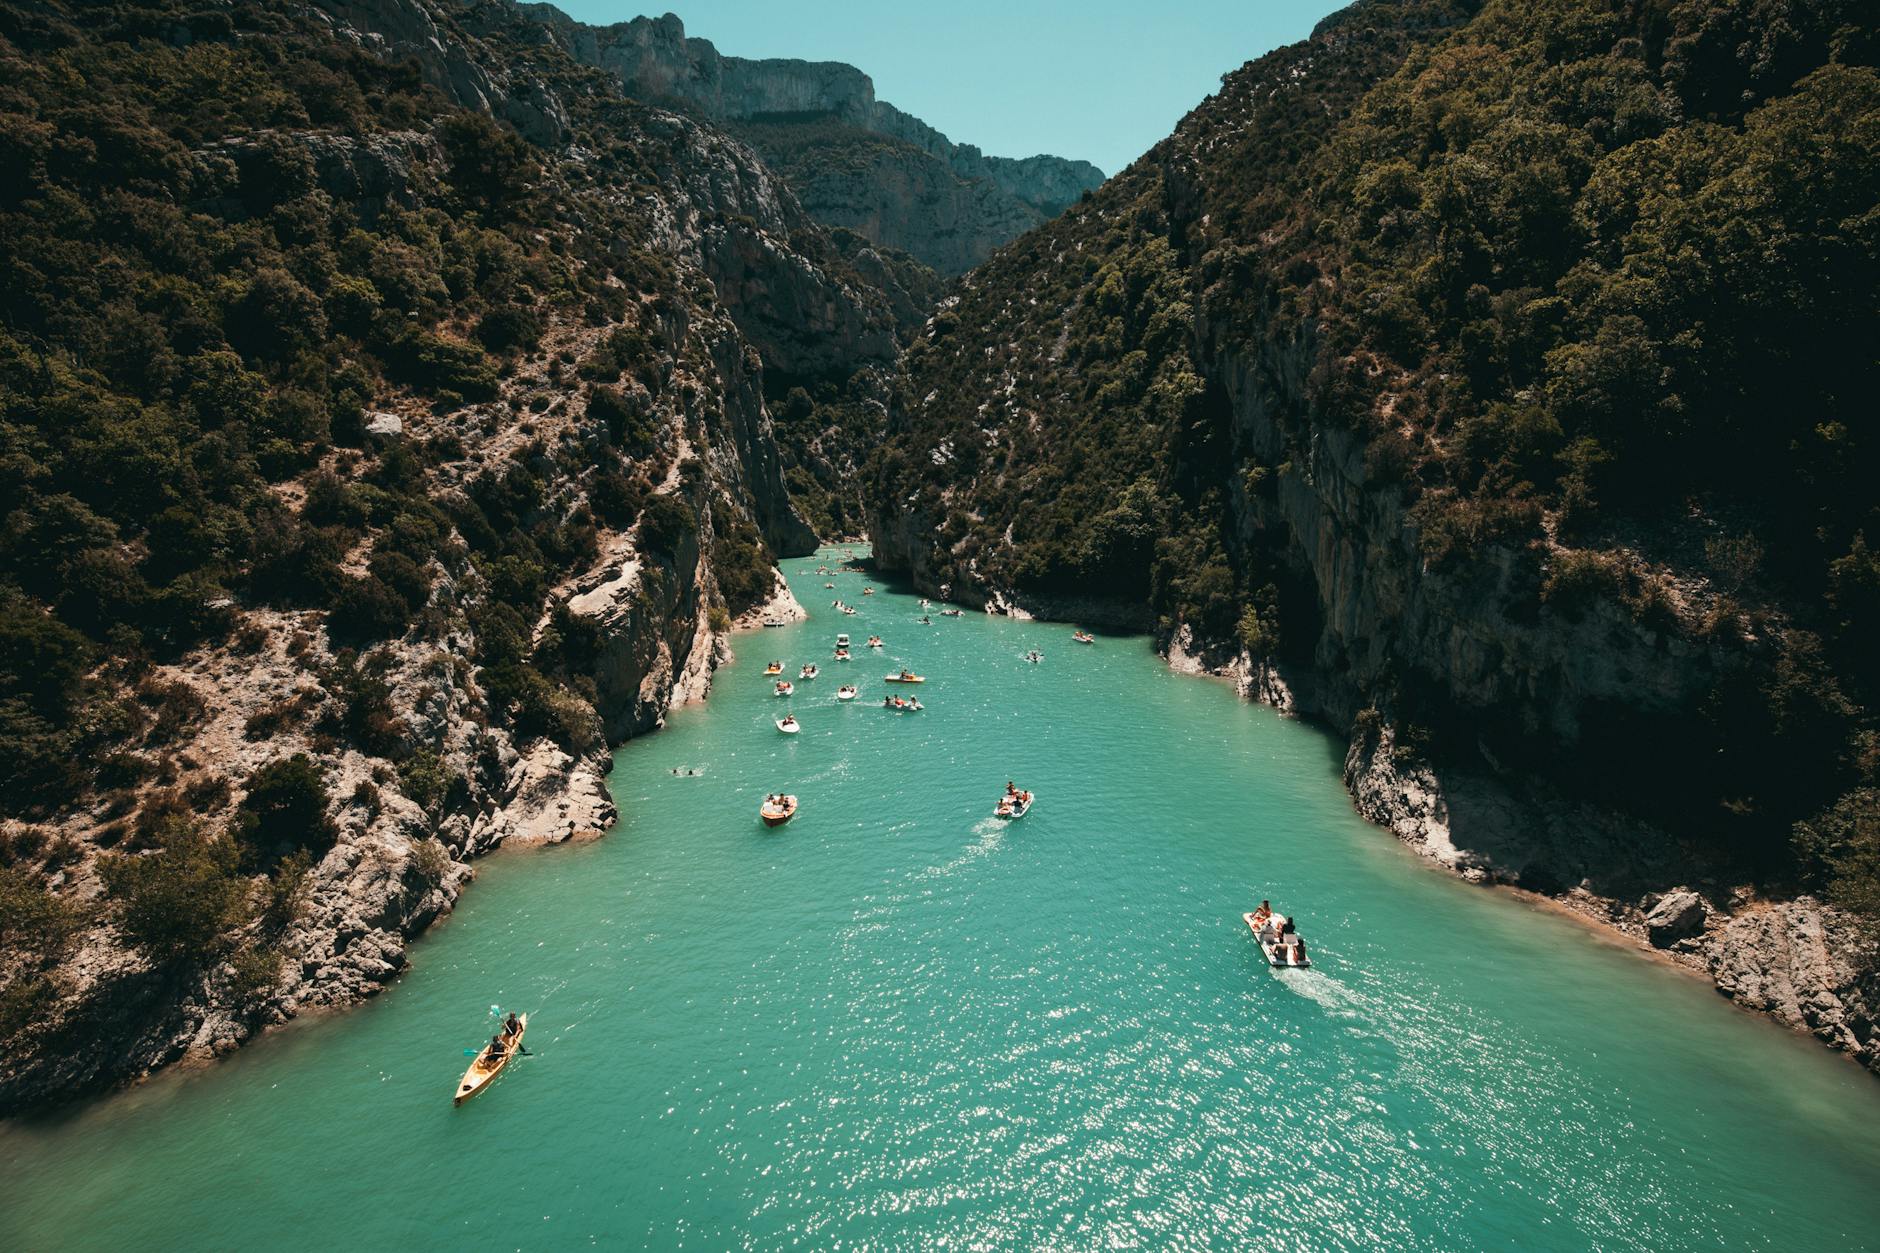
1645;890;1709;947
474;742;617;846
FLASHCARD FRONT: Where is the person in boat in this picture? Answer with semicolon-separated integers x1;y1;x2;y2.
1292;938;1308;965
485;1034;508;1063
1251;901;1272;929
503;1012;521;1038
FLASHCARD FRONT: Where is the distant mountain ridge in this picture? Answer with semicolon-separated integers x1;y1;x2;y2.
519;8;1106;273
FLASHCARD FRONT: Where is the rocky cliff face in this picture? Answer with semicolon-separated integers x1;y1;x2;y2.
0;0;899;1113
866;0;1880;1072
519;7;1105;273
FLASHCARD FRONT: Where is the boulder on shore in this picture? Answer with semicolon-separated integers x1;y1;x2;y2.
1645;890;1708;947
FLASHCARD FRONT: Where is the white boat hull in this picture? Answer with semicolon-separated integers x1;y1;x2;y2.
1242;912;1310;967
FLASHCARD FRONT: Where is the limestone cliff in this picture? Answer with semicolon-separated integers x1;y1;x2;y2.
0;0;898;1113
519;7;1105;273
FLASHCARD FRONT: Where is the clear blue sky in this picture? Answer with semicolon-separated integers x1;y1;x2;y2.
548;1;1350;175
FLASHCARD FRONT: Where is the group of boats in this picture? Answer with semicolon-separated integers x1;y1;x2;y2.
457;569;1306;1107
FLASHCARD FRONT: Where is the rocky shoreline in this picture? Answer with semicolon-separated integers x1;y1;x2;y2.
1334;712;1878;1073
891;579;1878;1076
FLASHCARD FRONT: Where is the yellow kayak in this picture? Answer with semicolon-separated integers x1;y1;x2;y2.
454;1013;526;1106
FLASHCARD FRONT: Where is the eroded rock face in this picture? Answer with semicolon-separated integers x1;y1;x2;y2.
318;0;569;144
1709;904;1877;1069
521;7;1104;273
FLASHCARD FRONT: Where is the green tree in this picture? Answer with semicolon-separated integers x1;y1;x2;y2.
100;821;253;964
236;755;337;867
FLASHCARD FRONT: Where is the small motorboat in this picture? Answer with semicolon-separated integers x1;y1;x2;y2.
940;608;962;617
760;794;798;825
1072;631;1094;645
863;588;874;596
1243;910;1311;968
455;1014;527;1106
994;789;1034;819
774;680;794;697
920;599;930;608
775;715;800;734
842;606;857;615
882;696;923;711
867;636;883;648
764;661;784;675
884;670;924;684
835;634;850;648
824;582;835;589
836;685;858;701
835;648;851;661
799;664;819;680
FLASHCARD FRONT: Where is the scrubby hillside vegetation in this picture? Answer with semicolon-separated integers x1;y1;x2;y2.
0;0;905;1110
870;0;1880;1041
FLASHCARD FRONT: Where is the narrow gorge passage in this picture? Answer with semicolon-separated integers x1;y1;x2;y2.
5;552;1878;1251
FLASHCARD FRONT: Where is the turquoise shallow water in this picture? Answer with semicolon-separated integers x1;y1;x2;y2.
4;547;1880;1250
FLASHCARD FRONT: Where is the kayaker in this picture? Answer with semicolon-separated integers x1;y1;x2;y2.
503;1012;521;1038
486;1034;508;1062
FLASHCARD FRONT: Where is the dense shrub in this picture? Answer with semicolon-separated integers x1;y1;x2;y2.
235;755;336;867
100;820;253;964
1793;790;1880;917
636;494;696;560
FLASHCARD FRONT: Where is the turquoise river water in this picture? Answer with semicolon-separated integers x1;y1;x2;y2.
4;547;1879;1250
